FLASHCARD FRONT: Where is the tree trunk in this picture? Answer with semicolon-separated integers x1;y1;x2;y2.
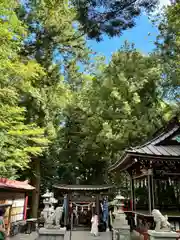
31;158;41;218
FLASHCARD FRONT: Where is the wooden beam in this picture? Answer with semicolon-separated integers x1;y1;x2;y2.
7;204;12;236
132;173;148;180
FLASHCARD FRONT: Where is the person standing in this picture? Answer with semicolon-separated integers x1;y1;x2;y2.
0;208;6;240
90;212;99;237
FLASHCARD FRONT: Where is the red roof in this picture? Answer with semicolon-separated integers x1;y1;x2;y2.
0;178;35;191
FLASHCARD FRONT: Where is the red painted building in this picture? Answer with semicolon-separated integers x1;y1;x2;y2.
0;178;34;235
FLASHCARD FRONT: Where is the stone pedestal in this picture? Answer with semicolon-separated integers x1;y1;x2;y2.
148;230;179;240
38;227;66;240
119;225;130;239
113;226;130;240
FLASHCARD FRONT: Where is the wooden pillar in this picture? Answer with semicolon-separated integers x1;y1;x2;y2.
147;169;154;214
23;194;28;220
130;176;135;211
151;171;155;210
106;196;109;230
67;194;69;227
31;158;40;218
7;204;12;236
155;179;160;208
96;194;100;222
147;174;152;214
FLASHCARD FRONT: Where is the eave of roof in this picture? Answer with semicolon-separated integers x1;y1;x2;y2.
108;152;133;172
0;178;35;191
53;184;113;191
109;119;180;172
109;149;180;172
139;124;179;147
129;145;180;157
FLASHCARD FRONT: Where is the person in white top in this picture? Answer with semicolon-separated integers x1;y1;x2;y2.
90;212;99;237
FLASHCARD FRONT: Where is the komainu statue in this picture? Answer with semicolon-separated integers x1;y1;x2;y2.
152;209;172;232
45;206;63;229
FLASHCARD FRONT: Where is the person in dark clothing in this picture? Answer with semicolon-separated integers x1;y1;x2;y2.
0;208;6;240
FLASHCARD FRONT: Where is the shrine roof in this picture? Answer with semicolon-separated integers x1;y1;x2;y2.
0;178;35;191
109;117;180;172
128;142;180;157
53;184;113;191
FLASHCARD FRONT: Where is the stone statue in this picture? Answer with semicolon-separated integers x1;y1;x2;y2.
152;209;172;232
55;207;63;226
49;205;55;215
45;206;63;229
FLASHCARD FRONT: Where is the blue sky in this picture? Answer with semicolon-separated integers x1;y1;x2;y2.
87;0;170;62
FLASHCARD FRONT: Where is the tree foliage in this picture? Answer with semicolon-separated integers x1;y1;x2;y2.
72;0;158;40
51;43;171;185
0;0;48;178
14;0;91;213
1;0;179;210
156;1;180;103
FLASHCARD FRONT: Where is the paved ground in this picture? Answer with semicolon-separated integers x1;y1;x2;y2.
8;232;37;240
8;231;112;240
9;231;140;240
66;231;112;240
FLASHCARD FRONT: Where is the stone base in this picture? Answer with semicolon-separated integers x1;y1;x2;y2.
148;230;179;240
113;225;130;240
119;225;131;240
38;227;66;240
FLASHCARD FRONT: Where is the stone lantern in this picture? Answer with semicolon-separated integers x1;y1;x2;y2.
38;190;66;240
41;189;58;220
112;192;130;240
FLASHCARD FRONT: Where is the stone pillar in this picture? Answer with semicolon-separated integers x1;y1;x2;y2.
148;230;179;240
38;228;66;240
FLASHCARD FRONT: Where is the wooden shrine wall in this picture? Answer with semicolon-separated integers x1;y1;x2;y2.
0;192;26;223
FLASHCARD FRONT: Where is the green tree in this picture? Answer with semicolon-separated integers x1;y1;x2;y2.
0;0;48;178
156;1;180;103
16;0;90;216
52;43;171;185
156;1;180;147
73;0;158;40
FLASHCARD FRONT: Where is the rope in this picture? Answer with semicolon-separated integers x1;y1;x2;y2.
72;202;93;212
72;202;93;208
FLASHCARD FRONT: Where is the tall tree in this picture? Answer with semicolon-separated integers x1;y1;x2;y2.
16;0;90;216
0;0;48;178
156;1;180;103
72;0;158;40
155;1;180;146
52;43;171;185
